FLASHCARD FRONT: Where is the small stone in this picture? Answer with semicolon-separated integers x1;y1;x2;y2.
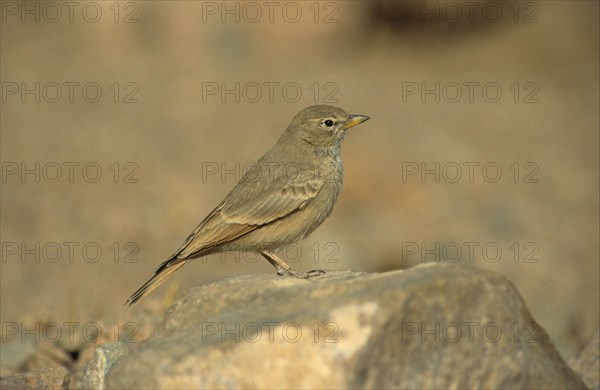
81;342;129;390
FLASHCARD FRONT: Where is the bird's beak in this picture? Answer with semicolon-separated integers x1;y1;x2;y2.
341;114;370;130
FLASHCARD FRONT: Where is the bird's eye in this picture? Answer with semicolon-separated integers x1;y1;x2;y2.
323;119;334;127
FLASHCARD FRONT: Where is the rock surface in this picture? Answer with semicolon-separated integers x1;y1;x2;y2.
81;342;129;389
0;367;69;389
107;264;587;389
569;331;600;390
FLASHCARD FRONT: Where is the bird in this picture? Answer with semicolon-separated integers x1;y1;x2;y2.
125;105;369;307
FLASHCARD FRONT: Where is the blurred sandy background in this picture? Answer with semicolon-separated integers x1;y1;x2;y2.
1;0;598;365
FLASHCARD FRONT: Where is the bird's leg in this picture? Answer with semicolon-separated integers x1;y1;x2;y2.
260;250;290;276
260;250;326;279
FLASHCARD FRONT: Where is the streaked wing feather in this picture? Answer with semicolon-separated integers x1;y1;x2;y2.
177;221;258;258
173;173;322;259
222;175;321;224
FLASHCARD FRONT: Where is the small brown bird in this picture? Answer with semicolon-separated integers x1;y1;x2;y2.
126;105;369;307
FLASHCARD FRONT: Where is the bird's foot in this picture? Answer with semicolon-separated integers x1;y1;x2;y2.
306;269;326;278
278;268;326;279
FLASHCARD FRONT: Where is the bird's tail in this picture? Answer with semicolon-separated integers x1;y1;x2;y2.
125;257;187;307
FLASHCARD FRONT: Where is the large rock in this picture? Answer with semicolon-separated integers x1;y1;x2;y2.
107;264;587;389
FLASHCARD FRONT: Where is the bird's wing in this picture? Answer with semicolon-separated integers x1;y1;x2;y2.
174;162;323;259
172;202;254;258
221;168;322;223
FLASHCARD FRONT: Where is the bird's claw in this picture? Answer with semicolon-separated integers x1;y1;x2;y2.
276;267;287;276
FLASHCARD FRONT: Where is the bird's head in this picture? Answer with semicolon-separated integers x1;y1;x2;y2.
288;105;369;148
